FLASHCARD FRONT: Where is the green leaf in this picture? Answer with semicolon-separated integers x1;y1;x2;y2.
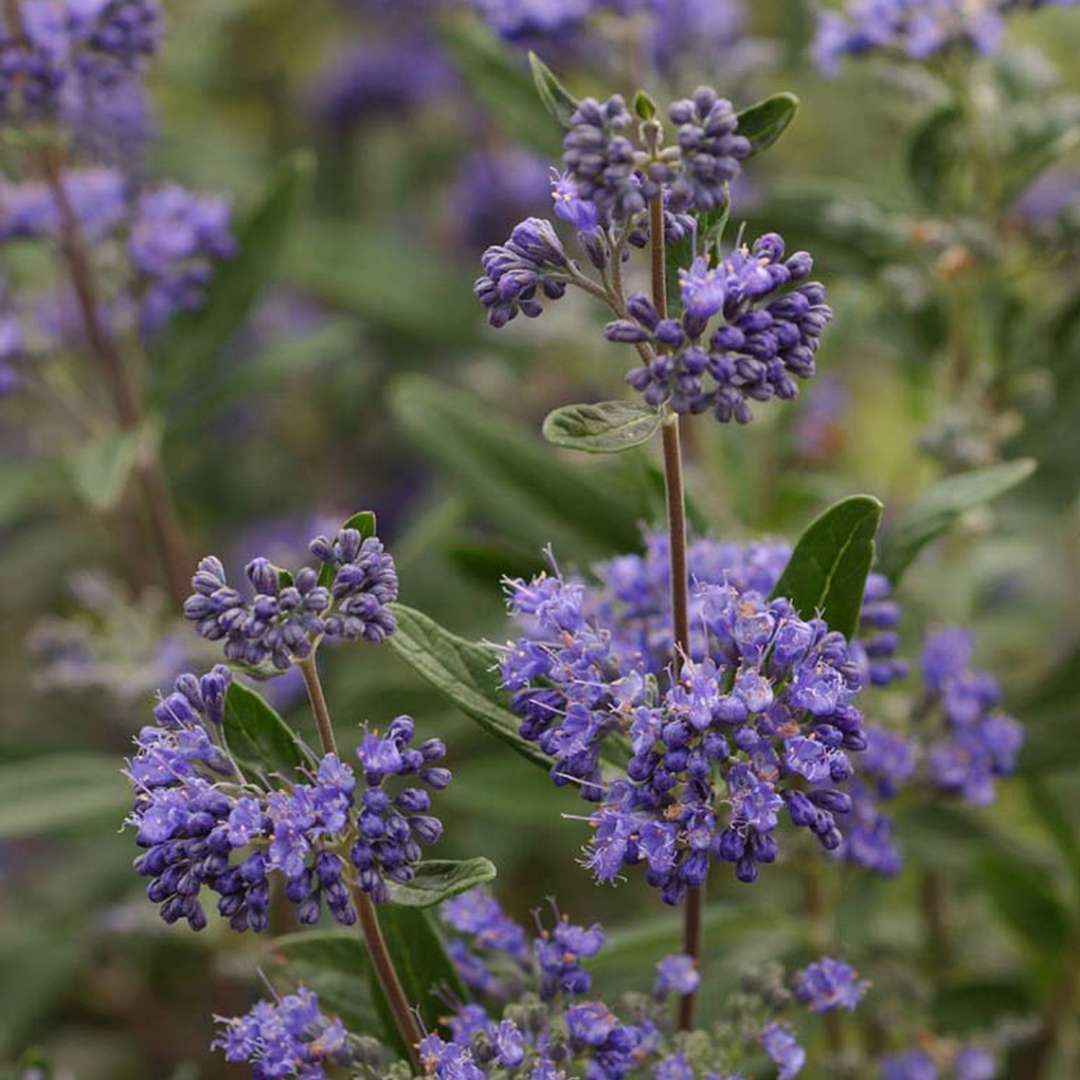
152;150;313;409
768;495;883;640
222;682;315;785
977;851;1073;959
908;104;963;208
1024;777;1080;890
736;92;799;157
0;754;126;840
287;221;480;346
435;17;560;154
633;89;656;121
878;459;1036;583
390;376;647;561
528;51;579;129
386;603;552;771
318;510;377;589
445;539;548;591
386;857;497;907
542;401;662;454
65;424;151;513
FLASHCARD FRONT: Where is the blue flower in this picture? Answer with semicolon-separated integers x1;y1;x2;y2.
654;954;700;997
762;1022;805;1080
794;957;868;1012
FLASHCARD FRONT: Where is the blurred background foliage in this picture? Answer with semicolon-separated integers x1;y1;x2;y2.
2;0;1080;1076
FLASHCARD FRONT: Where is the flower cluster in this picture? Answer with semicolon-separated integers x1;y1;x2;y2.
613;233;831;422
812;0;1076;76
128;184;237;334
473;216;570;328
126;665;448;928
0;0;163;125
214;987;353;1079
793;957;869;1012
921;628;1023;806
214;887;874;1078
184;525;399;671
0;167;234;340
500;560;872;900
880;1044;996;1080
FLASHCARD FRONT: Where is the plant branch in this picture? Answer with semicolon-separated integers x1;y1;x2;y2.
297;651;424;1070
650;193;700;1029
38;146;190;608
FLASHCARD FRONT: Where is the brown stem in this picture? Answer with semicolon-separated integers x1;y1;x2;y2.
298;651;424;1070
1010;928;1080;1080
39;147;190;608
650;193;701;1029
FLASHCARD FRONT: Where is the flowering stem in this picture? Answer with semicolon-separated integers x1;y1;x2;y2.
38;146;191;609
296;651;424;1070
650;194;701;1029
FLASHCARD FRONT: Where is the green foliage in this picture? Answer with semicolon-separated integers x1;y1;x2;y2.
542;401;662;453
386;602;551;769
65;422;156;513
0;753;125;840
385;857;498;907
529;51;579;129
390;376;648;561
768;494;883;640
436;17;562;154
908;104;964;208
736;92;800;157
222;681;316;786
878;459;1036;583
977;852;1073;959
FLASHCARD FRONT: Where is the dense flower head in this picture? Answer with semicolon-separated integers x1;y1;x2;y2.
476;0;593;40
920;628;1022;806
0;0;163;152
810;0;1074;75
442;887;532;999
500;540;879;899
128;184;235;334
666;87;751;213
214;987;352;1079
793;957;868;1012
614;232;832;423
126;664;448;928
185;525;398;671
474;216;570;327
562;93;645;222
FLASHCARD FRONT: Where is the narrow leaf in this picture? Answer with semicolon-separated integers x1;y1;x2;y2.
736;92;799;157
977;852;1073;959
390;376;647;560
542;401;661;454
528;51;579;129
65;423;154;513
222;682;315;786
769;495;883;640
386;604;552;771
386;857;497;907
318;510;377;588
633;89;656;121
878;459;1036;583
908;104;963;208
0;754;126;840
